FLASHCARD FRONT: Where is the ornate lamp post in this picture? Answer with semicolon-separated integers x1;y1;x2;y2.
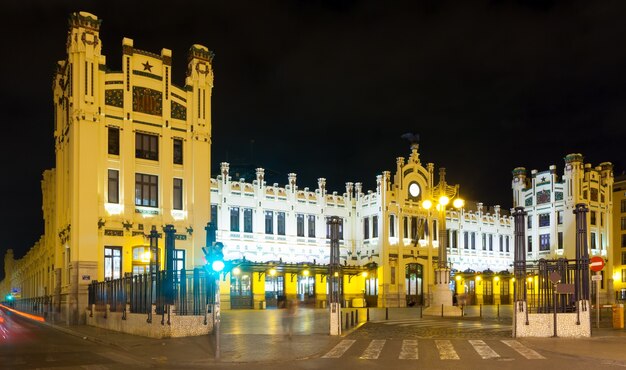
421;167;464;316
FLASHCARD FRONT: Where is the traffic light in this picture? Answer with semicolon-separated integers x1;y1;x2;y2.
203;242;225;273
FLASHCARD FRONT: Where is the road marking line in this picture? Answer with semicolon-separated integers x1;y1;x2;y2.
322;339;356;358
399;339;418;360
501;340;545;359
469;340;500;359
435;340;460;360
359;339;386;359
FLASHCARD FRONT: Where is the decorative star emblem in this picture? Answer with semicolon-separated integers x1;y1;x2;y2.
142;61;153;72
540;176;546;182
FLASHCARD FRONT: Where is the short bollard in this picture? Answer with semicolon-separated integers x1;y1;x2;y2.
386;307;389;320
480;304;482;318
497;304;500;318
367;308;370;321
351;311;354;326
441;304;444;317
346;313;350;329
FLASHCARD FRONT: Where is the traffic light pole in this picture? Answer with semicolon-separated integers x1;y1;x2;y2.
204;222;222;360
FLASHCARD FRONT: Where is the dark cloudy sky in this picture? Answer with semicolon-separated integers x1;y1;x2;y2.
1;0;625;279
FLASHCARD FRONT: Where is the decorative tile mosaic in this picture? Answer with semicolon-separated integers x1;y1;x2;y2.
525;197;533;206
171;101;187;120
133;86;162;116
105;89;123;108
536;189;551;204
555;191;563;201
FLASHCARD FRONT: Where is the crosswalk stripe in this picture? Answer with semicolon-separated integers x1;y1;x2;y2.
322;339;356;358
359;339;386;359
501;340;545;359
399;339;418;360
469;340;500;359
435;340;460;360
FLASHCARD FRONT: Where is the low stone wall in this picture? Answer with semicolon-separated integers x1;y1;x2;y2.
85;304;213;338
513;300;590;338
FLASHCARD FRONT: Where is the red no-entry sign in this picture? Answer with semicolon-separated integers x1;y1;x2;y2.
590;256;605;272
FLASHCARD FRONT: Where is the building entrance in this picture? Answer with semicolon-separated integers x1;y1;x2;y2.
265;274;285;308
405;263;423;306
230;271;253;309
297;275;315;306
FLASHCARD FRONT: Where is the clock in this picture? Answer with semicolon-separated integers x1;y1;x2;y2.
408;182;420;198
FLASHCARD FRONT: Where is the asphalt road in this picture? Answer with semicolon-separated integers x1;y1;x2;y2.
0;306;149;369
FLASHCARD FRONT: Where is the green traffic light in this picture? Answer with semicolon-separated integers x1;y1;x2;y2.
6;294;14;301
212;260;225;272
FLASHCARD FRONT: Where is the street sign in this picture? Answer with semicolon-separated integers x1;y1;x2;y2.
549;271;561;284
591;274;603;281
590;256;605;272
555;283;575;294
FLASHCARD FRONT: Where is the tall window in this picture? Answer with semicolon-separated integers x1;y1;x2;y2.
277;212;285;235
464;231;468;249
230;207;240;232
539;213;550;227
506;236;510;252
558;211;563;225
297;214;304;237
622;269;626;283
622;217;626;231
108;127;120;155
451;230;457;248
265;210;274;234
389;215;395;237
527;215;532;229
621;251;626;265
135;132;159;160
403;217;408;238
339;218;344;240
528;236;532;252
590;211;596;226
211;204;218;227
308;215;316;238
433;220;438;240
173;178;183;210
622;234;626;248
482;234;486;250
471;232;476;249
372;215;378;238
104;247;122;280
591;232;597;249
135;173;158;207
622;199;626;213
499;235;503;252
108;169;119;204
489;234;493;251
174;249;185;272
558;232;563;249
363;217;370;240
243;208;253;233
540;234;550;251
173;138;183;165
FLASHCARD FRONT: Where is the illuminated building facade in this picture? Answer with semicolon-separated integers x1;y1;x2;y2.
511;154;614;303
1;12;214;324
612;175;626;300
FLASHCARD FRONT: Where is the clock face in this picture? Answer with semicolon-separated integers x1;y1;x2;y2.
408;182;420;198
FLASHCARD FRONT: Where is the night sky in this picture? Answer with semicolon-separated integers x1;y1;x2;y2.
1;0;625;280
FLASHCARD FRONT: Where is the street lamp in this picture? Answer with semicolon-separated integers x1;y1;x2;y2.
421;167;464;316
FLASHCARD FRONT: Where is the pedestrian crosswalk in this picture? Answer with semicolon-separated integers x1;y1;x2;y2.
371;317;509;331
322;339;545;360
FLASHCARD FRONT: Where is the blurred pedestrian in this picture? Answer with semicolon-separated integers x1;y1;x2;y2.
282;299;298;339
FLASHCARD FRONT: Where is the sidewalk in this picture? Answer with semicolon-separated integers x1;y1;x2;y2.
34;306;626;366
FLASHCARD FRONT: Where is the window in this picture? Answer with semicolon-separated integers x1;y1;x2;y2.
411;217;418;240
622;269;626;283
108;127;120;155
464;231;469;249
173;178;183;210
590;211;596;226
372;215;378;238
622;199;626;213
451;230;457;248
230;207;240;232
600;212;604;227
539;213;550;227
277;212;285;236
506;236;510;252
297;214;304;237
104;247;122;280
591;232;597;249
622;217;626;231
135;132;159;160
211;204;218;227
135;173;158;207
489;234;493;251
622;252;626;265
557;211;563;225
339;218;344;240
527;215;532;229
389;215;395;238
363;217;370;240
173;138;183;165
558;232;563;249
308;215;316;238
540;234;550;251
499;235;503;252
403;217;408;238
482;233;486;250
528;236;532;252
590;188;598;202
265;210;274;234
108;169;119;204
622;234;626;248
243;208;253;233
471;232;476;249
173;249;185;272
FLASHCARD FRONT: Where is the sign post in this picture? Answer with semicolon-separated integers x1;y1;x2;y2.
590;256;605;329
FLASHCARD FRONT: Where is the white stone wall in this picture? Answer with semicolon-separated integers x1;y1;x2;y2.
513;300;591;338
